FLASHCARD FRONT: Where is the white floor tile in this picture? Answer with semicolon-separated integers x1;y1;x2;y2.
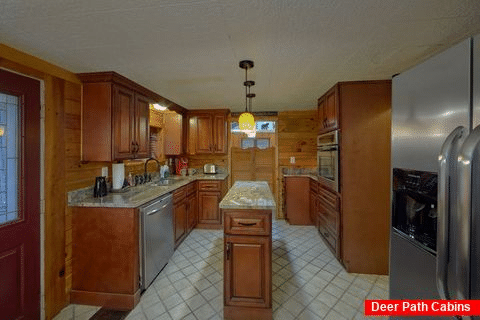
57;219;391;320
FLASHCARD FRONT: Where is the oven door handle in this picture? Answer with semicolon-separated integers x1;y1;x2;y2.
437;126;466;300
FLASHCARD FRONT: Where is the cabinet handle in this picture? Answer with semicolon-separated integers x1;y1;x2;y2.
323;232;329;238
226;243;231;260
131;141;136;153
238;222;257;227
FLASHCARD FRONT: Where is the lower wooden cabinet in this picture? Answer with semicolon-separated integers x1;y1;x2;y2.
284;176;314;225
197;180;226;229
71;207;140;310
173;199;187;248
186;183;198;232
224;235;271;307
174;182;198;248
223;209;272;320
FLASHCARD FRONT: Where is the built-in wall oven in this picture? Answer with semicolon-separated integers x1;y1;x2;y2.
317;130;339;192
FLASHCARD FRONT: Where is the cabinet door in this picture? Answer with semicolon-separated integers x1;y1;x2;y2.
113;85;135;160
174;201;187;247
224;235;271;308
198;191;221;224
213;113;227;153
134;94;150;158
318;96;326;130
187;193;198;231
324;87;338;130
309;190;316;226
196;114;213;153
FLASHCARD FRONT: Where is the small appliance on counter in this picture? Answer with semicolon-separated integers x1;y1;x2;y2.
93;176;107;197
203;163;217;174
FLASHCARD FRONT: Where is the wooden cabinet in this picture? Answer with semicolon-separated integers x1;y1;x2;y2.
78;72;158;161
163;111;183;155
316;184;341;259
71;207;140;310
173;186;187;248
309;179;318;225
284;177;313;225
186;182;198;232
187;109;229;154
223;209;272;320
197;180;226;229
316;80;392;274
318;85;338;133
174;182;198;248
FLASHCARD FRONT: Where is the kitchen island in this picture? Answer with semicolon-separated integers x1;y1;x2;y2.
219;181;276;320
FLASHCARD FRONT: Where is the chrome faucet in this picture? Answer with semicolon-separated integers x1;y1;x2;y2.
144;158;161;181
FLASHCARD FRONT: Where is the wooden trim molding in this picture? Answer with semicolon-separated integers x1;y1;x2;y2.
0;44;80;84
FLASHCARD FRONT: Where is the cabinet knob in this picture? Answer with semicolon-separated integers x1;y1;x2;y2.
131;141;136;153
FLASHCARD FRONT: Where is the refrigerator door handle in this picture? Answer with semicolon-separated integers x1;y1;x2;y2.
437;126;467;300
457;125;480;300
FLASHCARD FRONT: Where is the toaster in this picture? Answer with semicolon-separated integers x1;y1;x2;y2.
203;164;217;174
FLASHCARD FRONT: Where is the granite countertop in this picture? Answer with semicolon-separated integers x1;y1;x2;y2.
68;173;228;208
219;181;276;210
283;174;318;181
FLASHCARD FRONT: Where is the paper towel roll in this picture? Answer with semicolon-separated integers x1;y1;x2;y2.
112;163;125;190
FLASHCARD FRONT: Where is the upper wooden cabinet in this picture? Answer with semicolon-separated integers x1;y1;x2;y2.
78;72;159;161
318;85;338;133
187;109;229;155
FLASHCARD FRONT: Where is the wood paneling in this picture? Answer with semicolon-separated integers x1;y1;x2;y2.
44;75;67;318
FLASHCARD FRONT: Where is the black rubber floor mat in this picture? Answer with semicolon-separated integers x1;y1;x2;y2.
89;308;130;320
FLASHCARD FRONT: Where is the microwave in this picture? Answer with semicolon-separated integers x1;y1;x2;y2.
317;130;339;192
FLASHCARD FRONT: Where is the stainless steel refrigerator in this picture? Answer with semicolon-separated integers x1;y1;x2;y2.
390;34;480;319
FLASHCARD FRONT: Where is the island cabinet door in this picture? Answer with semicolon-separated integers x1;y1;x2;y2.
198;191;221;224
224;235;271;308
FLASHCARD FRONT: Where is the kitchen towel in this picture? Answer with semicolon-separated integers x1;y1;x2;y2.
112;163;125;190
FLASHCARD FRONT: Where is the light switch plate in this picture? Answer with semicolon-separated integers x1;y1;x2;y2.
102;167;108;177
290;157;295;164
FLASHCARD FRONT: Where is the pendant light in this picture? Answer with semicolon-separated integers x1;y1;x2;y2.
239;60;255;132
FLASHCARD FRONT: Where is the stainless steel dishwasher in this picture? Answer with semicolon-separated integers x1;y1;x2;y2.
139;193;174;290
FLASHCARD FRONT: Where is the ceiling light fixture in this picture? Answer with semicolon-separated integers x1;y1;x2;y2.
238;60;256;135
150;103;168;111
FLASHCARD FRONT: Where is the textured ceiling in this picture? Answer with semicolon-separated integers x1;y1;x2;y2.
1;0;480;112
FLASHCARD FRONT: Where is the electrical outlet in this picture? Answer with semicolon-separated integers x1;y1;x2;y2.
102;167;108;177
290;157;295;164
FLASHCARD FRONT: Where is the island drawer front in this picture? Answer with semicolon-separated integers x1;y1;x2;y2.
198;180;222;191
173;186;187;203
224;210;271;236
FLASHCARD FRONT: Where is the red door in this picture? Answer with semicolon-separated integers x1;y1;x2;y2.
0;69;41;319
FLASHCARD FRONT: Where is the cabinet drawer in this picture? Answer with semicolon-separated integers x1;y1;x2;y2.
173;186;187;203
224;210;271;236
187;182;196;195
317;215;336;251
318;188;338;211
198;180;221;191
310;179;318;194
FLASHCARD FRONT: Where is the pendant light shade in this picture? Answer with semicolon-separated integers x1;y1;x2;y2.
239;60;256;134
239;112;255;130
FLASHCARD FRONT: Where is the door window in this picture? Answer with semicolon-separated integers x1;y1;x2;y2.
0;93;19;226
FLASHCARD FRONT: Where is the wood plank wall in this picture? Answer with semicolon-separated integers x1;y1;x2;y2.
277;110;319;217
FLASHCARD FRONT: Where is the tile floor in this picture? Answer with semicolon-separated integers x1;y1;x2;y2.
54;219;389;320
